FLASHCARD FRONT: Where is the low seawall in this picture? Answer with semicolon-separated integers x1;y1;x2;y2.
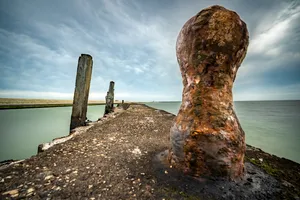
0;103;111;110
0;104;299;199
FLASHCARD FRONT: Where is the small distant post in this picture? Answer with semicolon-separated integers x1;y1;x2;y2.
70;54;93;131
104;81;115;115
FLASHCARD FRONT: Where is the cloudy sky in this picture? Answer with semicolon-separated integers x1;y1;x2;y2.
0;0;299;101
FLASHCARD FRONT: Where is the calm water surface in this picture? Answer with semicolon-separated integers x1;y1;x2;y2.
0;105;104;161
146;101;300;163
0;101;299;164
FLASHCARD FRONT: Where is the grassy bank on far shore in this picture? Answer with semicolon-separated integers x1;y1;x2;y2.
0;98;122;109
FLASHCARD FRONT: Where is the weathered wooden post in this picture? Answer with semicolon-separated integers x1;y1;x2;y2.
104;81;115;115
169;5;249;180
70;54;93;131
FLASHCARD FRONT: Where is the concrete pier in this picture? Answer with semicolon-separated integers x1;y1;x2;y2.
104;81;115;115
70;54;93;131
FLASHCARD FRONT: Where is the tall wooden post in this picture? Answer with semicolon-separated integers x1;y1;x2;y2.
70;54;93;131
104;81;115;115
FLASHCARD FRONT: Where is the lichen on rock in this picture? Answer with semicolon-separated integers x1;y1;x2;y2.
169;5;249;180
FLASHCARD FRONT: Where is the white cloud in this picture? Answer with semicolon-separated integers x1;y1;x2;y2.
234;2;300;88
249;18;291;55
248;2;300;56
0;90;73;100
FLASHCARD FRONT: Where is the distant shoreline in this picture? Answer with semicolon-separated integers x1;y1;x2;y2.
0;98;122;110
0;103;108;110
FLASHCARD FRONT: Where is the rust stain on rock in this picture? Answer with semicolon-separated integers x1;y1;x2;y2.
169;5;249;180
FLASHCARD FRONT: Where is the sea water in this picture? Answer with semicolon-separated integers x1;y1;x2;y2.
0;101;299;164
0;105;105;161
146;101;300;164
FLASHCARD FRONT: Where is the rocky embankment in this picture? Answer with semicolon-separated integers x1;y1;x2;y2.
0;104;299;199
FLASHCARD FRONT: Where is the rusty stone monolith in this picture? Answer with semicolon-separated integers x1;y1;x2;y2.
169;5;249;180
104;81;115;115
70;54;93;131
